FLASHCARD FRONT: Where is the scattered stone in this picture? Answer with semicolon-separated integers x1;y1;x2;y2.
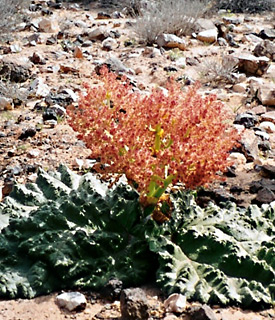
257;84;275;106
234;53;270;76
253;40;275;61
28;149;40;158
29;52;46;65
46;35;57;45
259;121;275;133
88;27;109;41
261;165;275;179
228;152;247;166
45;91;74;107
164;293;186;314
56;292;87;311
29;78;50;97
261;111;275;124
259;28;275;40
234;113;258;129
239;129;259;162
197;29;218;43
156;34;186;50
194;18;216;32
0;97;13;111
44;119;57;128
189;304;218;320
253;187;275;204
0;61;32;83
232;83;246;93
95;56;129;75
102;37;118;51
18;127;37;140
10;44;22;53
39;18;60;33
120;288;150;320
101;278;123;301
73;46;83;58
223;16;243;25
96;11;111;19
43;108;58;122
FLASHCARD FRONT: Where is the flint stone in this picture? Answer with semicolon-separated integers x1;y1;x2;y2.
261;165;275;179
253;40;275;61
39;18;60;33
88;27;109;41
95;56;129;75
197;29;218;43
0;97;13;111
257;84;275;106
234;53;270;76
194;18;216;32
156;34;186;50
250;179;275;193
164;293;186;313
261;111;275;124
223;16;243;25
120;288;150;320
259;121;275;133
56;292;87;311
0;61;32;83
259;28;275;40
239;129;259;162
29;78;50;97
234;113;258;128
253;187;275;205
232;83;246;93
189;304;217;320
102;37;118;50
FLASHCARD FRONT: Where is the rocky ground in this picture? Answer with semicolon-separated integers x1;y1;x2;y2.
0;0;275;319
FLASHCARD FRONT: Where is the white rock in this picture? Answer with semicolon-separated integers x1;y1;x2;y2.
62;88;78;102
0;96;13;110
257;84;275;106
227;152;247;166
164;293;186;313
156;34;186;50
197;29;218;43
259;121;275;133
29;78;50;98
255;130;270;140
175;57;186;68
102;37;118;50
28;149;40;158
232;83;246;93
39;18;60;33
56;292;87;311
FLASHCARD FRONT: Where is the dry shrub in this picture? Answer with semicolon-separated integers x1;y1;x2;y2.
132;0;211;44
200;55;238;85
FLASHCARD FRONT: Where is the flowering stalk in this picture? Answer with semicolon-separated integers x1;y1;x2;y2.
68;67;239;213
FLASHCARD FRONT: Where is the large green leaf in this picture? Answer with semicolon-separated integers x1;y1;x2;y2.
0;166;275;309
150;191;275;308
0;165;156;298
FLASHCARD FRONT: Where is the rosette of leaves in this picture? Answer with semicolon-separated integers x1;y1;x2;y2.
150;191;275;309
0;165;157;299
1;166;275;309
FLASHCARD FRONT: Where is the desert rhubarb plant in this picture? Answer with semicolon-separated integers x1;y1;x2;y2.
68;67;238;205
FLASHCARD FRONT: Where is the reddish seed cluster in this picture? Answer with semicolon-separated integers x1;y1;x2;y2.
68;67;239;197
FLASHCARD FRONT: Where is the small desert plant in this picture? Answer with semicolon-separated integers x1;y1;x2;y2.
200;55;238;85
132;0;211;44
68;67;238;205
